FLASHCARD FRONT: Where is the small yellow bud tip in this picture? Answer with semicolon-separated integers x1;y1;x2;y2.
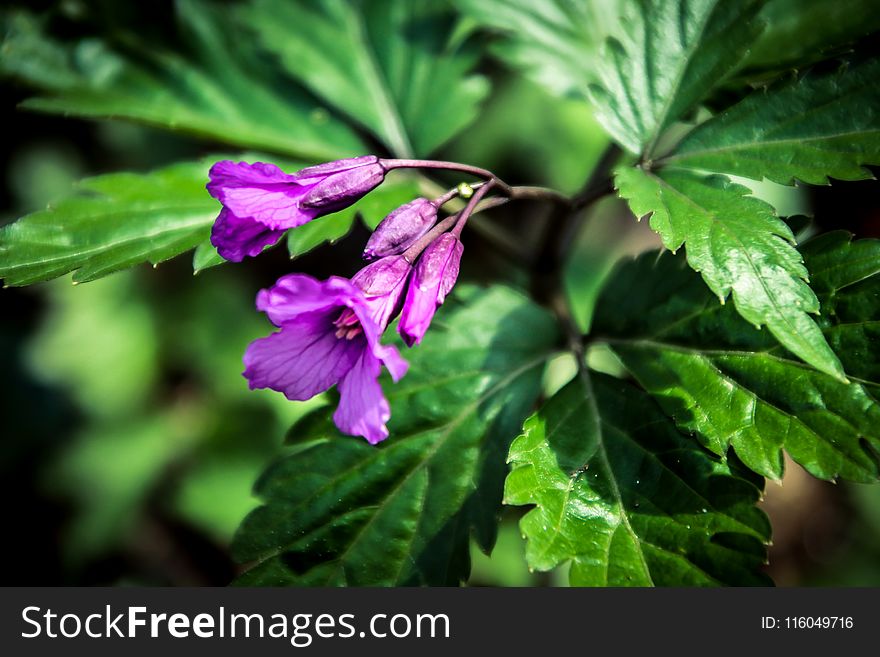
456;182;474;199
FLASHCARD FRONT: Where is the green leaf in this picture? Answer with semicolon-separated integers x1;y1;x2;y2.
1;154;424;285
742;0;880;73
587;0;766;156
232;286;559;585
241;0;489;157
505;372;771;586
1;1;364;161
591;237;880;482
0;159;218;286
614;166;845;381
666;57;880;184
286;175;422;259
192;239;226;274
451;0;614;99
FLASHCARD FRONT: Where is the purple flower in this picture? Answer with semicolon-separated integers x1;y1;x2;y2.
207;156;386;262
351;255;412;328
399;233;464;347
363;198;437;260
243;263;411;444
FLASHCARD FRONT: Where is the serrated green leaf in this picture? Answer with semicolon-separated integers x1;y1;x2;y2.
587;0;766;156
0;160;218;286
615;166;845;381
286;175;421;259
0;154;424;285
241;0;489;157
451;0;614;99
1;1;364;160
231;286;559;585
505;372;771;586
592;238;880;482
667;57;880;184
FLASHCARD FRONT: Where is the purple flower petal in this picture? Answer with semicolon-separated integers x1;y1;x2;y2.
299;166;386;212
256;274;361;327
334;351;392;444
210;208;287;262
351;256;412;329
243;313;363;401
207;160;299;191
373;343;409;382
243;270;408;444
399;234;463;346
207;160;319;230
398;282;440;347
294;155;380;180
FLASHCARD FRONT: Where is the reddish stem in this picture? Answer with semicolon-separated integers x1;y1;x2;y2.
452;180;496;238
401;214;460;263
380;158;513;196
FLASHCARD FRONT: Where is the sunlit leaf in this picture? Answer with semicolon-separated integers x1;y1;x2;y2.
587;0;766;155
0;160;217;286
592;235;880;482
505;372;771;586
614;167;845;381
452;0;614;99
666;56;880;185
241;0;489;157
0;156;425;285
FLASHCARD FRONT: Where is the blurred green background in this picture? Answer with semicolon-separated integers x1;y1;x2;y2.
2;0;880;586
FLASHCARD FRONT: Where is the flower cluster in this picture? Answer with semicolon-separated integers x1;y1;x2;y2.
207;156;495;444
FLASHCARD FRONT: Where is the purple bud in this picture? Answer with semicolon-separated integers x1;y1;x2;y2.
398;233;463;347
206;156;386;262
295;155;381;179
351;255;412;330
363;198;438;260
298;157;387;212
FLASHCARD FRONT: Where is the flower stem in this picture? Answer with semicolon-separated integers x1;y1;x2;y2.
431;187;461;208
381;159;513;196
401;181;499;262
508;186;571;206
452;180;496;238
430;181;488;209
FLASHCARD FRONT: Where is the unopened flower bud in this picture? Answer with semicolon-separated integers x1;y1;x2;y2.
398;233;463;347
351;255;412;330
363;198;438;260
297;156;387;212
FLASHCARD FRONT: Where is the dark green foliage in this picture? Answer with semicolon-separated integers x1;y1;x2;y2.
2;0;879;587
506;373;771;585
592;234;880;483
